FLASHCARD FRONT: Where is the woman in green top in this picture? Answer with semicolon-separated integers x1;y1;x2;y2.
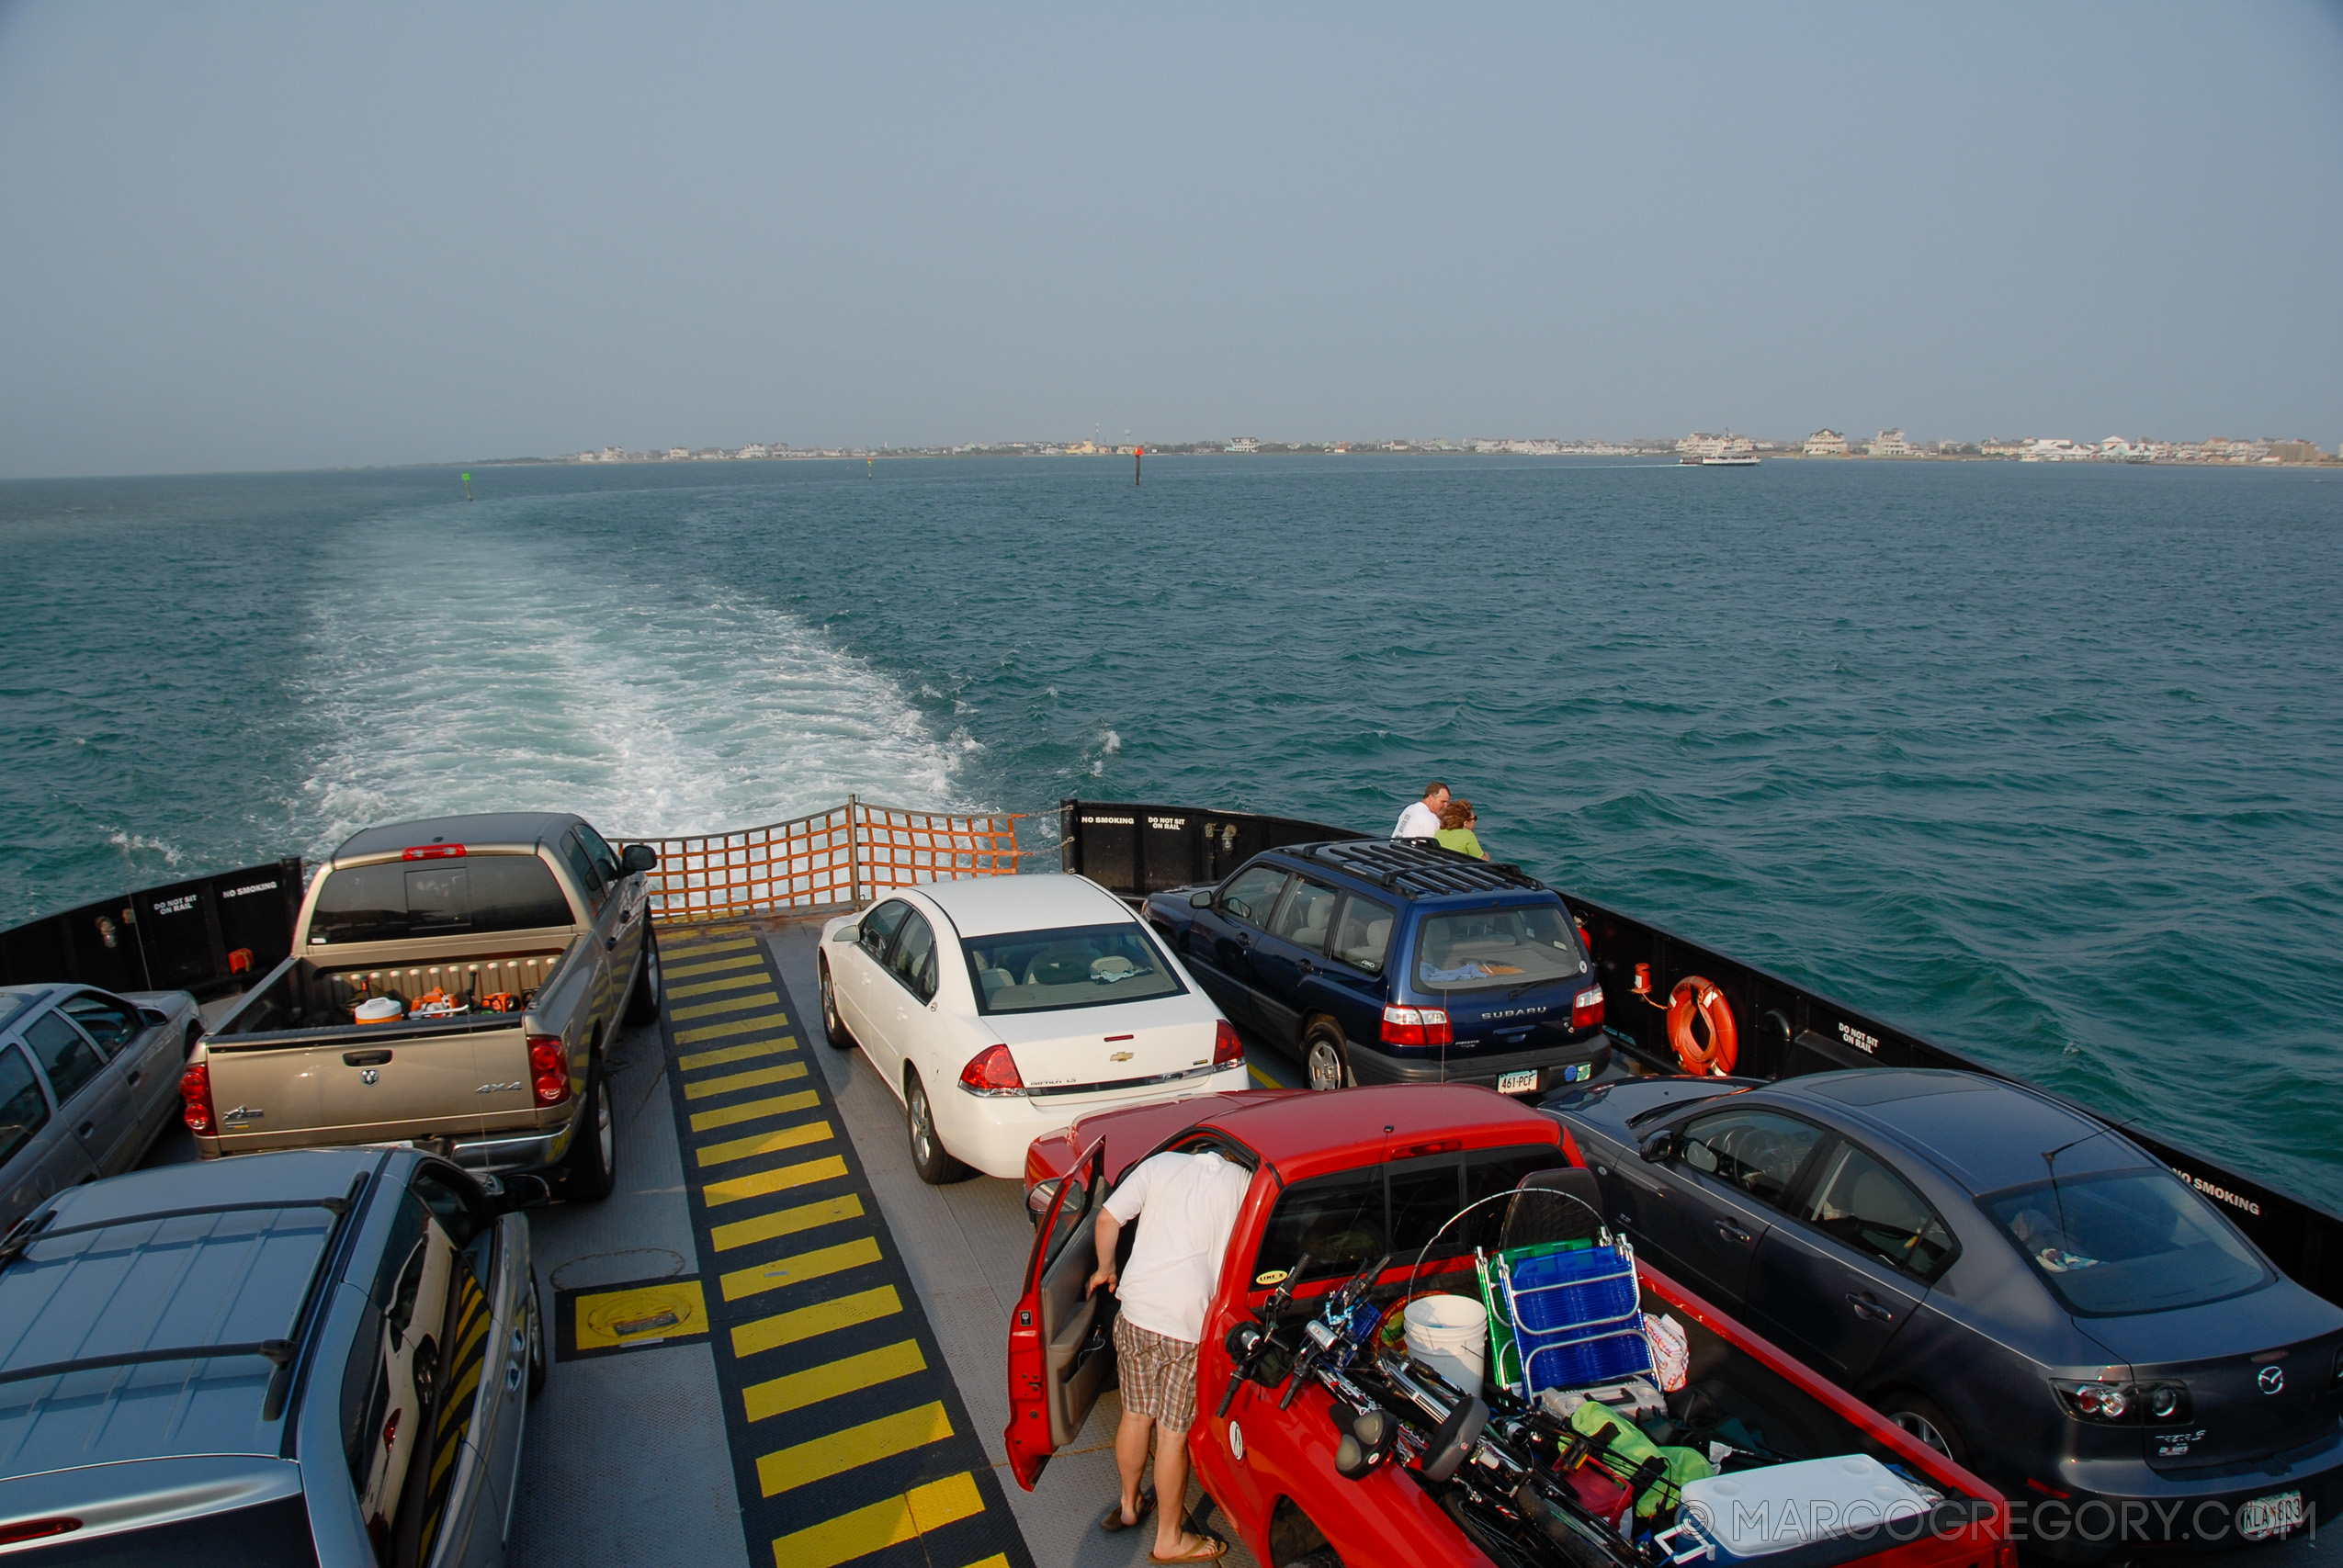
1435;799;1486;860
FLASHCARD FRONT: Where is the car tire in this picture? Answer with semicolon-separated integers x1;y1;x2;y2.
1880;1392;1967;1464
623;928;662;1025
820;957;855;1050
906;1072;971;1185
525;1268;548;1400
560;1065;618;1201
1301;1021;1354;1092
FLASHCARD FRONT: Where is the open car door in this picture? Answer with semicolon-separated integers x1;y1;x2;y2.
1004;1136;1115;1489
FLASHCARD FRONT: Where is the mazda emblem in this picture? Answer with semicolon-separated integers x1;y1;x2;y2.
2258;1365;2284;1395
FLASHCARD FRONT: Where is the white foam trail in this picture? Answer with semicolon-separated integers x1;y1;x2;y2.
104;829;185;868
291;517;962;857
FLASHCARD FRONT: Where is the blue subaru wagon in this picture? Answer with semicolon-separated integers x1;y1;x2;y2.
1141;839;1610;1095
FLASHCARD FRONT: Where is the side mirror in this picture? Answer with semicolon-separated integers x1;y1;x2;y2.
832;922;859;944
621;843;659;875
1190;890;1214;908
1640;1130;1679;1164
138;1007;170;1030
489;1173;553;1213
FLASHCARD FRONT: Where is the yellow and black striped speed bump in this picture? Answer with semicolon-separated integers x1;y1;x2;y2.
652;923;1031;1568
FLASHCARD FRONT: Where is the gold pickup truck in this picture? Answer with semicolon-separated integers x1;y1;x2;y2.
183;811;661;1198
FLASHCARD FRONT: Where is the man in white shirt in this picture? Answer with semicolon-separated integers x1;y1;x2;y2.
1393;780;1450;840
1087;1147;1252;1562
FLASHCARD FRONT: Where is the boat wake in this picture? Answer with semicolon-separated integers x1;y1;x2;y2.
291;513;962;859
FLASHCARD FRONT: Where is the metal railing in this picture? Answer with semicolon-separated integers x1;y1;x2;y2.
621;796;1030;923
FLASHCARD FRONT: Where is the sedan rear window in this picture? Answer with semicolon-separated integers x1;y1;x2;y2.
309;855;573;945
1984;1169;2270;1315
1414;904;1588;991
965;922;1185;1015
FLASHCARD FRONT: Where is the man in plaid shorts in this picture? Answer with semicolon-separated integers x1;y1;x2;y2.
1088;1145;1251;1563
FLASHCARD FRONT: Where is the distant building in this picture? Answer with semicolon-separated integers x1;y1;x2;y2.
1805;429;1850;457
1980;438;2025;458
666;447;689;460
1228;436;1261;452
738;444;769;459
1871;429;1920;458
2269;440;2324;464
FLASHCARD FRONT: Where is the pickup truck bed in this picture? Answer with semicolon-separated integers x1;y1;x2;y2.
198;946;565;1151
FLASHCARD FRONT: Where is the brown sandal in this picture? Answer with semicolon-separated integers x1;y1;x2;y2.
1149;1536;1229;1563
1101;1490;1155;1532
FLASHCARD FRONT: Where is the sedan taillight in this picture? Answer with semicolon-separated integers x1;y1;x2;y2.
180;1060;216;1134
1381;1006;1452;1047
960;1043;1024;1096
528;1036;572;1106
1212;1020;1244;1067
1571;986;1605;1031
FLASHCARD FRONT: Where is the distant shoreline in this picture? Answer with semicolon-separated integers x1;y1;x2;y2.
484;447;2340;470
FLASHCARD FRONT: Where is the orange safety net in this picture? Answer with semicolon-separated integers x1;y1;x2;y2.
624;799;1029;923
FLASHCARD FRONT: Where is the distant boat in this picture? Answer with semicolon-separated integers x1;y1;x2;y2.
1702;454;1760;467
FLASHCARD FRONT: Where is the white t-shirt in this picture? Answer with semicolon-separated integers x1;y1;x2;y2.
1104;1150;1251;1344
1394;800;1443;839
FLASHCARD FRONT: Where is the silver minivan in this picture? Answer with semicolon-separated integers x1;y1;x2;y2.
0;1145;545;1564
0;983;201;1229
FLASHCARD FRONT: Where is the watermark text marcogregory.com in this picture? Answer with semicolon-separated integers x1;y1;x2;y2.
1681;1496;2314;1550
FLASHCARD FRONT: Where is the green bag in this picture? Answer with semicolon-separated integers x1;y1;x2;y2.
1566;1398;1713;1517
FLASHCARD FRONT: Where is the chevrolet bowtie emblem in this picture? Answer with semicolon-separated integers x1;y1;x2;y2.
1110;1051;1134;1063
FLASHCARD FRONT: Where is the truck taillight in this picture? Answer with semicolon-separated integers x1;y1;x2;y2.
1571;986;1605;1030
1381;1006;1451;1047
528;1036;571;1106
1212;1020;1244;1067
402;843;466;860
180;1060;215;1134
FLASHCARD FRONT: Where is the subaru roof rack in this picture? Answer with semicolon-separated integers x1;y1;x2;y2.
1299;839;1550;898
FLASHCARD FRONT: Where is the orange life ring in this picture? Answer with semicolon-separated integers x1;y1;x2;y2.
1668;976;1737;1077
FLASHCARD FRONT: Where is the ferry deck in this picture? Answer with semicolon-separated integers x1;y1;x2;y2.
101;792;2343;1568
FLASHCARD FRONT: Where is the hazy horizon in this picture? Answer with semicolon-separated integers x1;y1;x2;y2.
3;2;2339;480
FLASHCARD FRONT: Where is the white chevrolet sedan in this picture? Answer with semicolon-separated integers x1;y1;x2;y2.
817;874;1248;1182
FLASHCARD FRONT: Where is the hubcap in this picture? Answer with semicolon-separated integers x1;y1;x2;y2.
1307;1041;1341;1091
596;1080;615;1167
1891;1411;1951;1455
822;970;837;1027
911;1089;933;1158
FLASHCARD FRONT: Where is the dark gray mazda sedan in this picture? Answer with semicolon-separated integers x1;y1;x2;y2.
1545;1068;2343;1561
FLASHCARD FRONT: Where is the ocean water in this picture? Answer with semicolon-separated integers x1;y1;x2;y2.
3;457;2339;1203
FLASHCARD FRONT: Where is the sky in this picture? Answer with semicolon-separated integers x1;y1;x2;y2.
2;2;2340;477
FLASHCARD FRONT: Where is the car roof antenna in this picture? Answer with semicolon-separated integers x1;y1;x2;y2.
2039;1112;2140;1254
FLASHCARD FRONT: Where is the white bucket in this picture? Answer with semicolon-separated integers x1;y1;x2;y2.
1403;1293;1488;1397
